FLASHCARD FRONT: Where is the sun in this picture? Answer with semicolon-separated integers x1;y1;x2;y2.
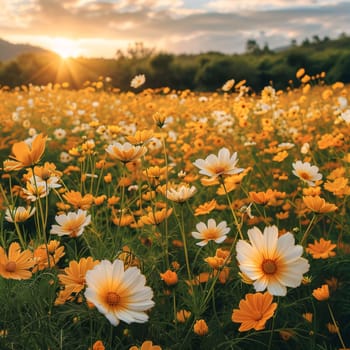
51;38;81;59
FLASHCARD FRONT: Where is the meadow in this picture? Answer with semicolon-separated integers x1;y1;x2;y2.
0;70;349;350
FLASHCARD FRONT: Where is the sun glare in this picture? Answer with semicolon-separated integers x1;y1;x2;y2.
51;38;81;59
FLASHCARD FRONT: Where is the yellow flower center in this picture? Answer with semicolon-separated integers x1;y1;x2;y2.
298;171;311;181
262;259;277;274
106;292;121;306
204;228;219;240
5;261;17;272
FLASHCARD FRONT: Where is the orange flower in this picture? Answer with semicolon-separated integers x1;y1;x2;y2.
176;309;191;323
4;133;47;171
160;270;178;286
194;199;217;216
0;242;35;280
33;240;65;272
92;340;105;350
63;191;94;210
303;196;338;213
312;284;330;301
232;292;277;332
306;238;336;259
193;319;209;336
129;340;162;350
140;208;173;225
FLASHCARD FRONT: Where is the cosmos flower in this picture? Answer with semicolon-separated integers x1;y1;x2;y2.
193;319;209;336
303;196;338;213
0;242;35;280
191;219;230;246
4;133;47;171
306;238;336;259
106;142;147;163
312;284;330;301
292;161;322;186
84;259;155;326
236;225;309;296
165;184;197;203
193;147;244;178
50;209;91;237
129;340;161;350
5;206;36;223
130;74;146;89
232;292;277;332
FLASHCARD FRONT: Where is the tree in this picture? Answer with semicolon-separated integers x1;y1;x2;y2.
245;39;261;54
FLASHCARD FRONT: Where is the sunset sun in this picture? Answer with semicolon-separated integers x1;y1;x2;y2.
51;38;81;59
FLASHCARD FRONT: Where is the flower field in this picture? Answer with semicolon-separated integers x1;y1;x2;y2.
0;72;350;350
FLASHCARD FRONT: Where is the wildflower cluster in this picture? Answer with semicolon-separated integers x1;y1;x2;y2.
0;71;349;349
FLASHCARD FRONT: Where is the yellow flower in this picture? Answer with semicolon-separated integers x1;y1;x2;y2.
232;292;277;332
176;309;191;323
160;270;178;286
129;340;161;350
194;199;217;216
312;284;330;301
303;196;337;213
63;191;94;210
193;319;208;336
4;133;47;171
84;259;154;326
221;79;235;92
140;208;173;225
306;238;336;259
0;242;34;280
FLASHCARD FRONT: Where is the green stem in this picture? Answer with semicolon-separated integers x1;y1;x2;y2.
327;302;347;349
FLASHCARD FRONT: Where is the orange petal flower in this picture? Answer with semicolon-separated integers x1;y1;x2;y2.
129;340;162;350
303;196;338;213
193;319;209;336
4;133;47;171
160;270;178;286
306;238;336;259
232;292;277;332
312;284;330;301
0;242;35;280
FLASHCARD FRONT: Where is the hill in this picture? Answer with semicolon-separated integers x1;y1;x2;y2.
0;38;49;61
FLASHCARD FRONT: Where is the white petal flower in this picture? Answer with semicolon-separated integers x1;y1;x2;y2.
85;259;154;326
192;218;230;246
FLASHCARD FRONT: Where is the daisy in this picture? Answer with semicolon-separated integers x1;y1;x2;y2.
50;209;91;237
84;259;155;326
292;160;322;186
105;142;147;163
232;292;277;332
236;225;309;296
191;219;230;246
193;147;244;178
0;242;35;280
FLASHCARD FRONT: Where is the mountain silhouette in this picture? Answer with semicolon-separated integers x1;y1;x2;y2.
0;38;49;61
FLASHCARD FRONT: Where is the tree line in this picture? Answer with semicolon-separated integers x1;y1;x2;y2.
0;34;349;92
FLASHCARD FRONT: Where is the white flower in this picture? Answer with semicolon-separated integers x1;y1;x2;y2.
130;74;146;89
166;184;197;203
85;259;154;326
193;147;244;178
5;206;36;223
192;219;230;246
50;209;91;237
292;160;322;186
105;142;147;163
236;225;309;296
340;109;350;123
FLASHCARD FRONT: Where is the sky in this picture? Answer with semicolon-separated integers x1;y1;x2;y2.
0;0;349;58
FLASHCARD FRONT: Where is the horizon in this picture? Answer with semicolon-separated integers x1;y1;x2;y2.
1;0;350;59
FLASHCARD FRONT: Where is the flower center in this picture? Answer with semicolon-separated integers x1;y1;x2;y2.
262;259;277;274
298;171;311;181
5;261;17;272
204;228;219;240
106;292;121;306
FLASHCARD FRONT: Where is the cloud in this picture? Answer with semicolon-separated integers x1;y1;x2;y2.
0;0;349;56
